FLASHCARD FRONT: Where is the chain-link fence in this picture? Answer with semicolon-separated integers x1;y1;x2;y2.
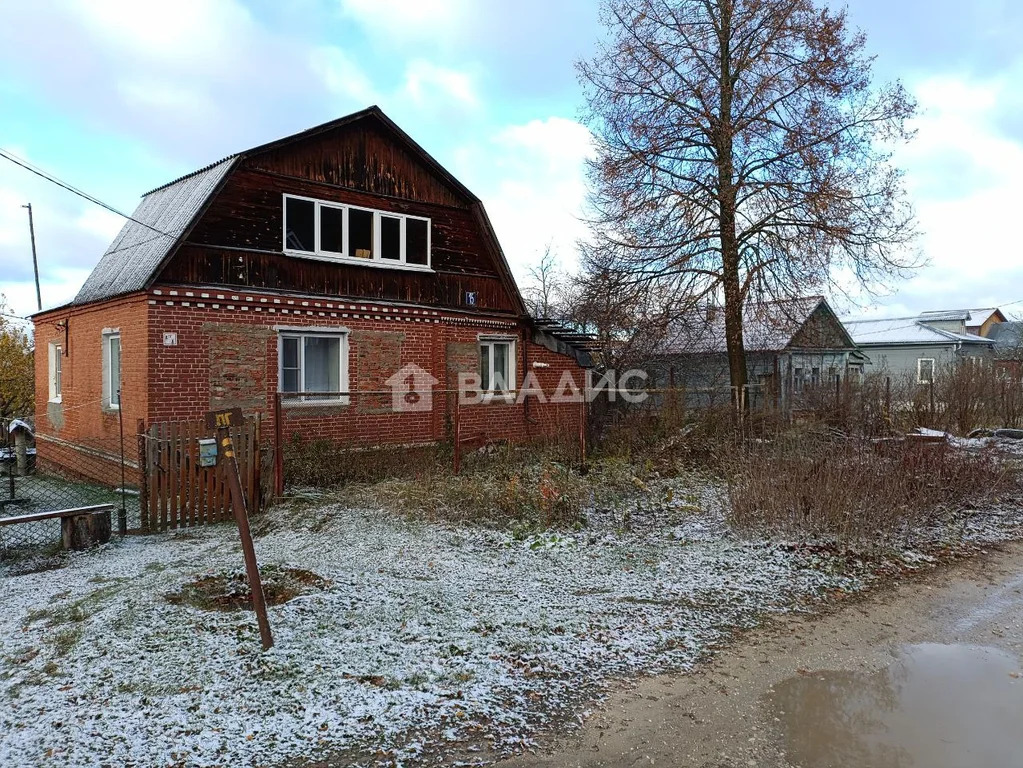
1;414;140;562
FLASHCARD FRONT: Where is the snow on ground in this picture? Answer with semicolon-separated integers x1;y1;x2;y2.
0;476;1016;767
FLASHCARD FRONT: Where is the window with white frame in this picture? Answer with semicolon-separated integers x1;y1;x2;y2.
918;357;935;384
279;331;349;402
103;331;121;409
48;342;62;402
283;194;431;270
479;337;515;395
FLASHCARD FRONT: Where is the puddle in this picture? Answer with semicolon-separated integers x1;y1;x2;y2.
768;644;1023;768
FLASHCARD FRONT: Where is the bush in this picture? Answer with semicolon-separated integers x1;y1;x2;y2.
726;432;1017;546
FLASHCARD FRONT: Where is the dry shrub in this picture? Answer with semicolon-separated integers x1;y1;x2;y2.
727;432;1017;546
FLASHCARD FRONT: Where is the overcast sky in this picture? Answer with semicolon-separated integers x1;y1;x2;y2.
1;0;1022;322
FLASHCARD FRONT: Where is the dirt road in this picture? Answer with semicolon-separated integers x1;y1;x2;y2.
500;542;1023;768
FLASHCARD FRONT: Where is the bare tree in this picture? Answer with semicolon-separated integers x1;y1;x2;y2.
523;244;565;319
578;0;919;398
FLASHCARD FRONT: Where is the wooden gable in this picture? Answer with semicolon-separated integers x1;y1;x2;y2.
154;109;524;315
789;302;856;350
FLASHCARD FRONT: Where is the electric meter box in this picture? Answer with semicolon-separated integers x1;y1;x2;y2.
198;438;218;468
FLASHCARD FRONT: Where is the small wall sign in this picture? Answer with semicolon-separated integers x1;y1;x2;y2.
465;291;478;307
163;332;178;346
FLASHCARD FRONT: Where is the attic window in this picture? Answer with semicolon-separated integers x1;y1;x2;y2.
282;194;432;271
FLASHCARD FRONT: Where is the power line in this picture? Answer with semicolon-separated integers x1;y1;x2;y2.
0;147;173;238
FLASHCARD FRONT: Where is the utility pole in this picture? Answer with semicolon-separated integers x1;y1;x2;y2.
22;203;42;311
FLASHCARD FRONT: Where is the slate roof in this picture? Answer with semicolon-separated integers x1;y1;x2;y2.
843;316;994;347
73;158;236;305
658;296;853;355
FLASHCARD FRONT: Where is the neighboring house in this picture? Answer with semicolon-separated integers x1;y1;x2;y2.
648;296;868;409
32;106;591;486
988;322;1023;378
843;313;994;383
916;307;1007;337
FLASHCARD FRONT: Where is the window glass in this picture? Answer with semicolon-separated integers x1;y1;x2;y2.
406;218;429;265
109;335;121;406
285;197;315;252
493;343;509;391
919;359;935;383
54;347;62;398
480;344;491;391
380;215;401;260
281;337;300;393
320;205;345;254
348;209;374;259
303;336;341;395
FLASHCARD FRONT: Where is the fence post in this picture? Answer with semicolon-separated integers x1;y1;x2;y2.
117;389;127;536
136;419;147;532
885;376;891;426
273;393;284;497
929;378;935;425
579;396;587;466
453;395;461;475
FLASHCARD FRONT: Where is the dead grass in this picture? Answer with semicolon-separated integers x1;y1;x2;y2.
726;431;1019;546
165;565;329;612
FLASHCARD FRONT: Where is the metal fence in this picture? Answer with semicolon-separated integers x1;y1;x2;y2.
0;415;141;561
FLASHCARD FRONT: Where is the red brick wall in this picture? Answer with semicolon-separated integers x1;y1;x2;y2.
33;294;148;485
144;288;586;451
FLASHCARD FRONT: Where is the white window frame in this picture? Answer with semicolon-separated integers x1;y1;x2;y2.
918;357;936;384
282;193;433;272
103;331;121;410
48;342;62;403
277;330;350;405
478;335;516;401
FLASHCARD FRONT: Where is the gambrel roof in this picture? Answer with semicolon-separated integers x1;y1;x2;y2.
70;106;525;314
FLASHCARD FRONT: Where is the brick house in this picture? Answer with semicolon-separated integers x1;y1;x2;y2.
33;107;591;487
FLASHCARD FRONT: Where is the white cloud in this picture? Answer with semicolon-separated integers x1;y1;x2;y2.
403;60;478;110
338;0;471;43
882;72;1023;312
309;46;380;105
455;117;595;282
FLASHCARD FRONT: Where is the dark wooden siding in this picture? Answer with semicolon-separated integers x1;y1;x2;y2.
246;120;465;207
156;119;521;314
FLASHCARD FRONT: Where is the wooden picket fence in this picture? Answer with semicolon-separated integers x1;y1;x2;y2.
140;417;261;532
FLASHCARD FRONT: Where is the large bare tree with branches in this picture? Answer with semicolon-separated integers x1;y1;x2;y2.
578;0;919;395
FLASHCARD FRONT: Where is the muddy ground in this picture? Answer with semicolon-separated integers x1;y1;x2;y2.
500;541;1023;768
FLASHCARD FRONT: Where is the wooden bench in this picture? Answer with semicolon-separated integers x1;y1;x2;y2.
0;504;114;551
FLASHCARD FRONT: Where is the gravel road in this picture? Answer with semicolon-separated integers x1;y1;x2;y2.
499;541;1023;768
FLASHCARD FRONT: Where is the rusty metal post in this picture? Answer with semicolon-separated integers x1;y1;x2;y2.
273;393;284;497
218;423;274;651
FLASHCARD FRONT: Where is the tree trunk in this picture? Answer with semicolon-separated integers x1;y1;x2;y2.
716;0;749;408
